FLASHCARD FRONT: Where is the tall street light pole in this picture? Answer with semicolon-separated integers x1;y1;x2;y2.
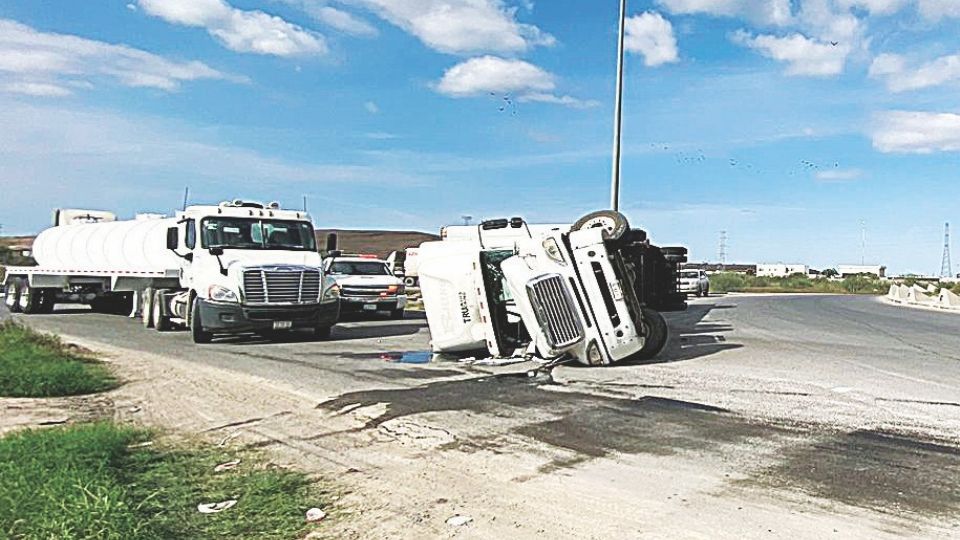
610;0;627;211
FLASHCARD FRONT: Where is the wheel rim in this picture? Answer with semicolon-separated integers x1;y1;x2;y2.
4;284;15;307
18;287;30;310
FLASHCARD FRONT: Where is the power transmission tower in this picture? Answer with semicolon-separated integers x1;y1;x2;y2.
718;230;728;271
942;222;952;278
461;215;473;226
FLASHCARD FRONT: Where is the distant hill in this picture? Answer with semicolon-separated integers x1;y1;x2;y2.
1;230;438;261
314;230;438;258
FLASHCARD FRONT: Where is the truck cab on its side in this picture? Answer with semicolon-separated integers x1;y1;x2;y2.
418;211;687;366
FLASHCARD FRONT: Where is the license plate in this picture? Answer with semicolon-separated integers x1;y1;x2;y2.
272;321;292;330
363;304;378;312
609;282;624;300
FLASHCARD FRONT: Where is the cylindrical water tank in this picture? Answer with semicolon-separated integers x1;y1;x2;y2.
32;216;182;272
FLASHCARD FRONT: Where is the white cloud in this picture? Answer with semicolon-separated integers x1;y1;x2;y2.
625;12;679;67
732;30;849;76
0;19;240;96
835;0;908;15
917;0;960;20
516;93;600;109
364;100;379;113
435;56;553;96
341;0;555;55
311;6;378;36
138;0;326;56
872;110;960;153
656;0;794;26
815;168;864;181
870;52;960;92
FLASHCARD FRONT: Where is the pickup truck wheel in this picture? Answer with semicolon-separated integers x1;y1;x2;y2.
142;287;155;328
632;308;669;361
153;290;172;332
4;279;22;313
572;210;630;240
190;298;212;344
314;325;332;340
20;284;42;314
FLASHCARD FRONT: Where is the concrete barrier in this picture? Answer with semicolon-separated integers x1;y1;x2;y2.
891;284;910;303
939;289;960;309
927;284;940;294
906;287;936;305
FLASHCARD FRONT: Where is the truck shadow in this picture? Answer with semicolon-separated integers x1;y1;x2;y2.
627;302;741;365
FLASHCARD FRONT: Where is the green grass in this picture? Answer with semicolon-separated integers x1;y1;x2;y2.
708;273;889;295
0;322;118;398
0;422;328;539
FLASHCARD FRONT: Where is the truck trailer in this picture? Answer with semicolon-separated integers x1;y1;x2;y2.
418;210;687;366
3;200;340;343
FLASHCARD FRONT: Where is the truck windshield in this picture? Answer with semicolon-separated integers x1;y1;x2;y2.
329;261;390;275
201;218;317;251
681;271;699;279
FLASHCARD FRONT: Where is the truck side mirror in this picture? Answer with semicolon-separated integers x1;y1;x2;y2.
166;227;179;250
510;217;524;228
326;233;338;253
328;249;343;259
481;219;508;230
209;247;224;256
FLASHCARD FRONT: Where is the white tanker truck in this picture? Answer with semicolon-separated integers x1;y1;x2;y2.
2;200;340;343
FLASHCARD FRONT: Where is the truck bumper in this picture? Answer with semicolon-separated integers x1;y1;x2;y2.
339;295;406;313
198;299;340;332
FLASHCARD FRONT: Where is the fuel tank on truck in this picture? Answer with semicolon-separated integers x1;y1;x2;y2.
32;213;181;272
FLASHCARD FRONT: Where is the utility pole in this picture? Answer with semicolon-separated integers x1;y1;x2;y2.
718;230;728;271
303;195;308;213
181;186;190;211
942;222;952;278
609;0;627;211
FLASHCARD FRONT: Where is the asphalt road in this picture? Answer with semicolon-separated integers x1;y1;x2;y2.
11;294;960;537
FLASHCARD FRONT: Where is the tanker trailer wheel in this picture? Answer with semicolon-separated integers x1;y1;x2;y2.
142;287;155;328
152;289;172;332
631;308;669;362
190;297;212;344
19;284;43;314
4;278;23;313
572;210;630;240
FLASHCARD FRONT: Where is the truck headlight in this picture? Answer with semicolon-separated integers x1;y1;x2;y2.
208;285;238;303
542;238;566;265
586;340;604;366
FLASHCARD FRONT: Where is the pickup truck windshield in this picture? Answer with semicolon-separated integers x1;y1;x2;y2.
201;218;317;251
329;261;390;275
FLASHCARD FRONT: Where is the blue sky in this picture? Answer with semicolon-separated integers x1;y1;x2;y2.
1;0;959;274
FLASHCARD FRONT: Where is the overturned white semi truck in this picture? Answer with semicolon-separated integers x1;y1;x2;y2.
418;210;688;366
3;200;340;343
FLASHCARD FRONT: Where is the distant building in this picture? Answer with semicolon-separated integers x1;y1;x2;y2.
683;263;756;275
757;263;809;278
838;264;886;278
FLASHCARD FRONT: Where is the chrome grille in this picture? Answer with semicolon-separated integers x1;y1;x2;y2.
341;285;393;298
243;268;321;305
526;274;584;349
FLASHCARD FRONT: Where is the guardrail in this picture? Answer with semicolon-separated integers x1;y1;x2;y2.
887;284;960;312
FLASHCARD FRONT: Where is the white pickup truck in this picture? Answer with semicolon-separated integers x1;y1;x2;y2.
3;200;340;342
323;254;407;319
418;210;688;366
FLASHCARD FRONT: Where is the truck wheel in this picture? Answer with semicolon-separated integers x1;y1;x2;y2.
19;285;42;314
390;308;405;320
572;210;630;240
142;287;155;328
403;277;417;288
4;278;23;313
153;289;172;331
190;298;212;344
38;289;56;314
633;308;669;361
314;325;332;340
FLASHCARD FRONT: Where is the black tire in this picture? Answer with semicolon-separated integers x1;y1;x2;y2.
190;297;212;344
572;210;630;240
142;287;155;328
703;287;709;297
4;278;23;313
390;308;405;320
38;289;56;314
314;325;332;340
153;289;172;331
695;288;703;298
632;308;669;361
19;284;43;314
